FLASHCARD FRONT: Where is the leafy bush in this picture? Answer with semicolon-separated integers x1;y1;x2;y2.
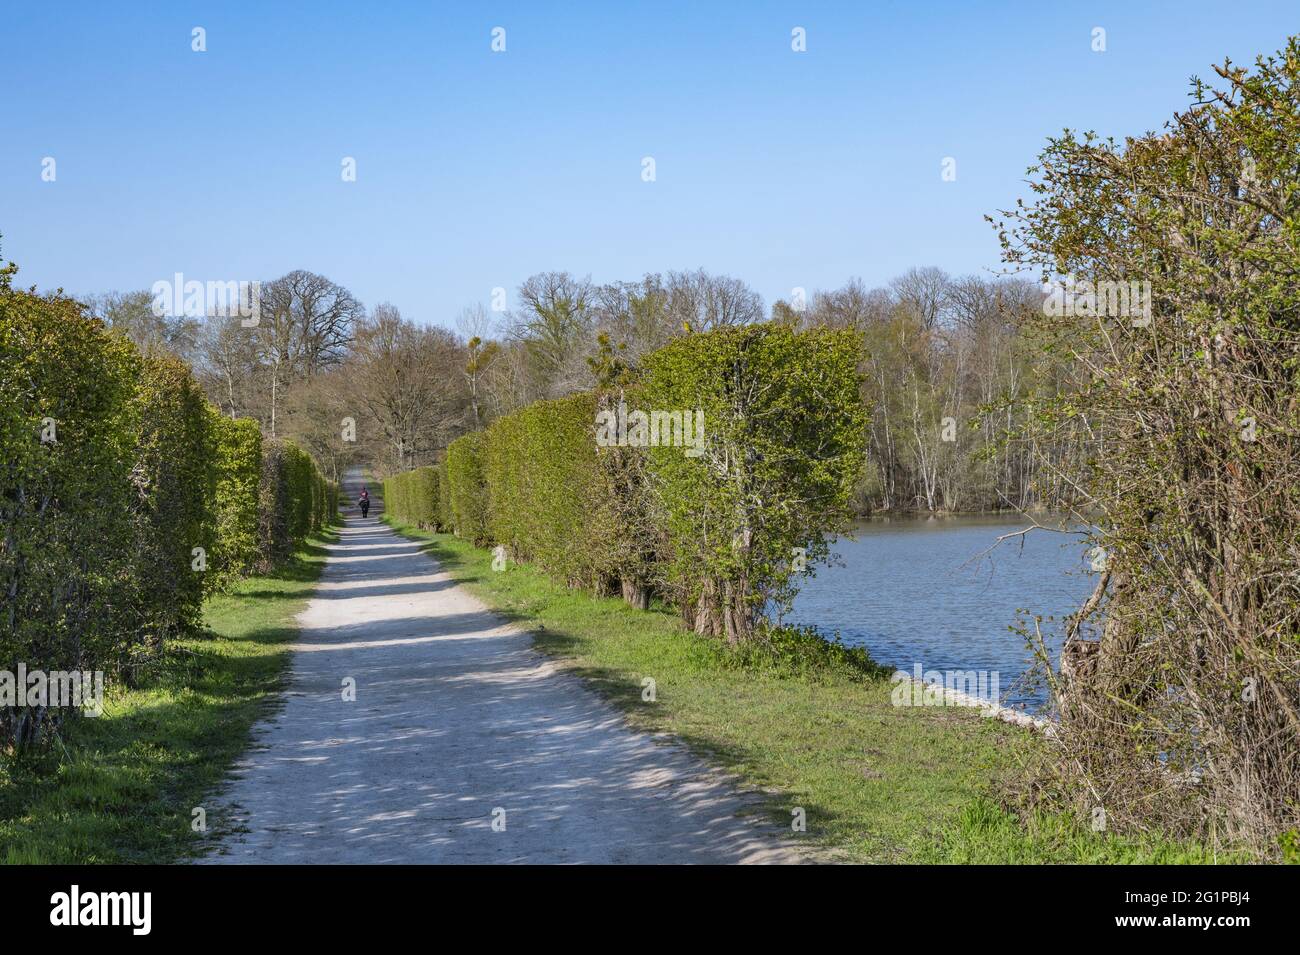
0;260;336;750
445;432;489;545
1;280;141;744
211;414;262;583
482;394;603;587
130;353;218;646
381;473;402;522
257;439;292;570
999;36;1300;850
436;463;454;530
390;322;869;643
383;466;441;529
258;439;323;569
284;443;316;542
413;467;440;528
640;324;868;642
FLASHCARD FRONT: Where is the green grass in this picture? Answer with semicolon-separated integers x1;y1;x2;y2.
0;533;332;864
911;797;1249;864
391;520;1221;863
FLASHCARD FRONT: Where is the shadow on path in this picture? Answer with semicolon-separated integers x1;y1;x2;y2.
198;468;804;864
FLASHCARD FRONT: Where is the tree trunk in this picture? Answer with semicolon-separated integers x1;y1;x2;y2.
621;578;650;611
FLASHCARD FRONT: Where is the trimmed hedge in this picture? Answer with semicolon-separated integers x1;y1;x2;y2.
131;353;218;646
1;286;141;713
436;463;453;530
395;323;868;640
383;466;442;529
212;414;263;583
0;268;336;747
257;440;331;570
481;393;606;588
639;324;868;641
445;432;489;546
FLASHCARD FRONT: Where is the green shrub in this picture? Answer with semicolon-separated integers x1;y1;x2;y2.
997;36;1300;846
211;415;262;583
0;282;141;744
257;439;324;569
284;443;316;542
411;467;439;528
445;432;489;545
0;259;336;748
129;353;218;645
483;394;604;588
382;473;400;522
436;462;453;530
590;389;662;608
385;323;868;645
382;466;441;528
639;324;868;642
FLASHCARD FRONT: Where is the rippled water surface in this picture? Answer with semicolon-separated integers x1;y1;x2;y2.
787;517;1096;709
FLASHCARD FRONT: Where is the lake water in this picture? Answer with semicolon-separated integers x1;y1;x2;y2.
787;516;1096;711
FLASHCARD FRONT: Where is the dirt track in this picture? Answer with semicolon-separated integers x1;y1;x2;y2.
199;475;803;864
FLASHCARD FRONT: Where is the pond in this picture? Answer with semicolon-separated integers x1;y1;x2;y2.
787;516;1096;711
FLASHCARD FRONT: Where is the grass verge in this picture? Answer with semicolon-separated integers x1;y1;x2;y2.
0;533;332;864
390;520;1223;863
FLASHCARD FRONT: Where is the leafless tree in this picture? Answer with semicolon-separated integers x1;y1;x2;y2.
341;303;468;474
84;289;200;360
890;266;951;331
258;270;363;377
193;312;261;420
806;278;892;330
458;305;502;430
506;271;595;398
253;271;364;434
665;269;764;331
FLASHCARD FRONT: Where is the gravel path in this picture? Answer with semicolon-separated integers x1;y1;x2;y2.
199;474;804;864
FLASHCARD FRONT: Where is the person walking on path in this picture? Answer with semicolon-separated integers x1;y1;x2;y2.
358;487;370;519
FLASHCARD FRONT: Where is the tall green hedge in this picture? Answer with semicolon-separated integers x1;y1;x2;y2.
131;354;218;646
311;472;338;531
1;285;141;723
445;432;489;545
285;443;316;542
640;324;868;641
436;463;453;530
482;394;605;588
387;323;868;640
258;439;326;570
212;414;262;583
0;266;336;747
383;466;441;529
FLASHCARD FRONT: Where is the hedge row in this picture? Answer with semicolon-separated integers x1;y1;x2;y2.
0;274;337;746
257;439;334;571
382;466;442;529
445;432;489;545
388;323;868;642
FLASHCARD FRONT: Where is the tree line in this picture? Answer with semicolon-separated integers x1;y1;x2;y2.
90;265;1082;515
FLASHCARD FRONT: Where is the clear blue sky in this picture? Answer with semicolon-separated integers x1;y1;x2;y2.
1;1;1293;328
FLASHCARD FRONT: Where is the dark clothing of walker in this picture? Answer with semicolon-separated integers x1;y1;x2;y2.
359;491;370;519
